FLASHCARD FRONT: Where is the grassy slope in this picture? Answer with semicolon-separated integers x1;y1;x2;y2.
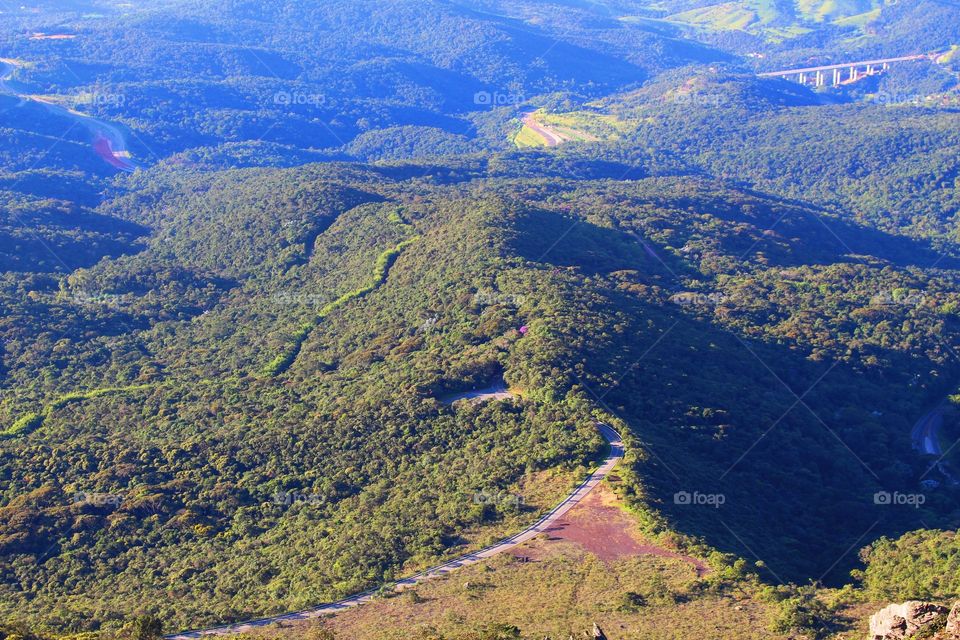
664;0;883;39
512;125;548;148
245;487;789;640
796;0;881;22
511;112;621;148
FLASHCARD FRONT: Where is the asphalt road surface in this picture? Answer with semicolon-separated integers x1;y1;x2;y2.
522;112;567;147
0;58;135;171
911;404;959;485
911;405;944;456
167;423;624;639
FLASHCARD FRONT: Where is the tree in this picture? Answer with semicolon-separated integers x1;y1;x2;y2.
121;616;163;640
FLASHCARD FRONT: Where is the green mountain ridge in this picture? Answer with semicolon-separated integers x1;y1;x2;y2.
1;1;960;639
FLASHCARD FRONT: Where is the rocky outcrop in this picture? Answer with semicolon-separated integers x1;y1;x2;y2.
944;601;960;638
941;602;960;639
869;601;949;639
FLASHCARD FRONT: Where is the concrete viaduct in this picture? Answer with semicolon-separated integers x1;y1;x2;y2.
758;53;938;88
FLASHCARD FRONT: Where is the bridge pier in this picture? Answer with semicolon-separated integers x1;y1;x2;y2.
759;54;933;89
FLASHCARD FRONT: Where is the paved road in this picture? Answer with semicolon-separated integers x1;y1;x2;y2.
0;59;17;92
522;112;567;147
911;404;959;485
440;378;514;404
0;58;135;171
167;423;624;639
911;405;944;456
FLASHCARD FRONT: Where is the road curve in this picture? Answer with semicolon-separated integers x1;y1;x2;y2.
521;112;566;147
911;403;960;485
0;58;136;171
0;60;19;94
911;404;944;456
167;423;624;639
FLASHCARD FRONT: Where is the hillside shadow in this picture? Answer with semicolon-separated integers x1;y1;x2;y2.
506;207;691;276
731;188;960;269
0;206;149;273
514;212;959;584
596;283;955;584
608;179;960;270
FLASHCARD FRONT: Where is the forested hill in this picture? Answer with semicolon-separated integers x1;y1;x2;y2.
2;151;960;630
0;0;720;163
1;0;960;638
600;0;960;64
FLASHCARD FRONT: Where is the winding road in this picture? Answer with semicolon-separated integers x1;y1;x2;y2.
911;404;959;485
0;58;135;171
167;423;624;639
521;111;567;147
911;405;944;456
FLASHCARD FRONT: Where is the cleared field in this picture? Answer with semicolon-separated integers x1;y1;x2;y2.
669;2;778;32
512;124;549;148
512;110;624;148
538;112;624;139
796;0;881;22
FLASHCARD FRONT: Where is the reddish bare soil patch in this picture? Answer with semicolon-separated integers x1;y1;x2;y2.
534;486;708;576
93;134;134;171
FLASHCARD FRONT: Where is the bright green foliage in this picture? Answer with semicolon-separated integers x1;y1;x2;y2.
262;237;420;376
0;413;43;438
3;385;156;439
765;585;835;639
856;530;960;601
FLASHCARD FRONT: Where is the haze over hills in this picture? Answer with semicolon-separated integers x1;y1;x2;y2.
1;1;960;639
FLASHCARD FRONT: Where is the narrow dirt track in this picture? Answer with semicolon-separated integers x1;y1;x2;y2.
167;423;623;639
